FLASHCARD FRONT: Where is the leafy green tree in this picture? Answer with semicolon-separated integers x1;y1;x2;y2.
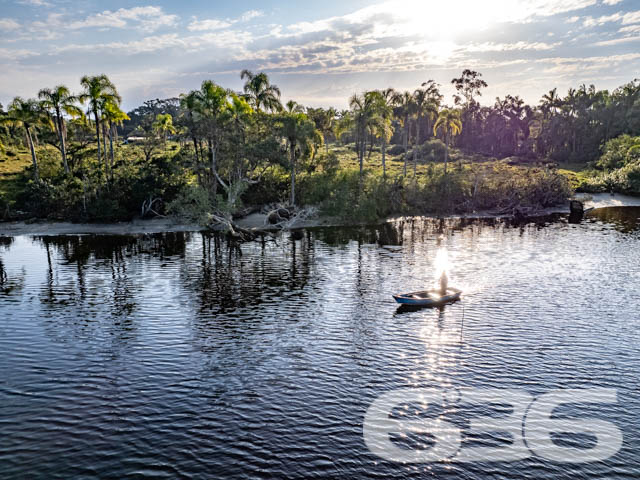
597;134;640;170
179;90;205;174
193;80;229;194
451;70;487;150
224;93;253;184
38;85;82;174
433;109;462;174
452;69;488;106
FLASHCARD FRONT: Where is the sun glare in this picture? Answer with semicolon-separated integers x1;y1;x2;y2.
434;247;450;280
399;0;521;38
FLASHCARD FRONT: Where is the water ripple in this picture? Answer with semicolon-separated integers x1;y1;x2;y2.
0;211;639;478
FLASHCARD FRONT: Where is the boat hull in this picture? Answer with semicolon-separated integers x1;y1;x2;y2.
393;288;462;307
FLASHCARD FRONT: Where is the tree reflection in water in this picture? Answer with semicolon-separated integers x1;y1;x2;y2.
0;236;22;294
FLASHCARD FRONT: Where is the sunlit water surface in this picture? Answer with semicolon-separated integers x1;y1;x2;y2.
1;207;640;479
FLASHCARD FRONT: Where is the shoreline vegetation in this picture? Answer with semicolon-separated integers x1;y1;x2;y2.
1;193;638;237
1;70;639;238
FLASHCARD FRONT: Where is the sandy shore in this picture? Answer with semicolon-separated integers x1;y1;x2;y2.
0;218;205;237
575;192;640;209
0;193;637;237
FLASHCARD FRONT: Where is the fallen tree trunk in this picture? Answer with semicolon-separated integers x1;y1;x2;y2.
208;213;257;242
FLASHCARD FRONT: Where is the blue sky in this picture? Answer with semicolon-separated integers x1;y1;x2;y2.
1;0;639;110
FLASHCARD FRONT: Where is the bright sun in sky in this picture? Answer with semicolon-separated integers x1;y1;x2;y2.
400;0;512;37
1;0;639;109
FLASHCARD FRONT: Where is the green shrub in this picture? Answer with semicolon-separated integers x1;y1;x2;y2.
590;162;640;194
16;177;85;219
242;165;289;205
405;139;447;163
36;149;63;179
387;144;405;156
166;184;213;225
0;194;8;219
597;135;640;170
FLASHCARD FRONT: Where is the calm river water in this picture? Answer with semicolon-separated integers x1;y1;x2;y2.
1;208;639;479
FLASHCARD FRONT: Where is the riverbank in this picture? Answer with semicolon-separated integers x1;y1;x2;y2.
0;218;205;237
575;192;640;209
1;193;636;236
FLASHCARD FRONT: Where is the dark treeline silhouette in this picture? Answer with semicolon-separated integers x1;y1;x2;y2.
449;71;640;162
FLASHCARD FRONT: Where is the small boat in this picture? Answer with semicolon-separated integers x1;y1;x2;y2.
393;288;462;307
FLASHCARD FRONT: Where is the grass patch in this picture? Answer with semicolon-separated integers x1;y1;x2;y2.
0;147;32;206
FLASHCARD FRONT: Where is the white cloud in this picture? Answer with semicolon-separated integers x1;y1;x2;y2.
583;13;622;26
53;31;253;56
620;24;640;33
602;0;623;5
69;6;178;33
4;0;639;109
581;9;640;27
240;10;263;22
18;0;52;6
188;10;264;32
594;35;640;46
0;18;20;30
0;47;37;60
464;41;561;52
622;11;640;24
539;52;640;74
187;19;232;31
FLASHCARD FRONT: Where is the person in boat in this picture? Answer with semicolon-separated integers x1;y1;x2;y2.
439;271;448;295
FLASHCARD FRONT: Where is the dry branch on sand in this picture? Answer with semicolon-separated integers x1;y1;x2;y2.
264;206;318;230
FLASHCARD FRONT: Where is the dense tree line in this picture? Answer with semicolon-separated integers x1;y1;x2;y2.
449;70;640;162
0;68;637;223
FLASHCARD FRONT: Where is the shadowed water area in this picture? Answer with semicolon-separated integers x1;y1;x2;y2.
1;207;639;479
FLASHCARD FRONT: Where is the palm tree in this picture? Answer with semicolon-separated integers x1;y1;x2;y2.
393;91;415;176
412;88;439;175
349;93;371;177
285;100;305;114
368;89;395;179
179;90;204;170
79;74;121;175
101;100;129;173
152;113;176;144
240;70;282;113
307;107;337;153
38;85;82;174
276;112;316;205
540;88;561;118
1;97;52;181
433;109;462;174
322;107;337;152
334;111;354;146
